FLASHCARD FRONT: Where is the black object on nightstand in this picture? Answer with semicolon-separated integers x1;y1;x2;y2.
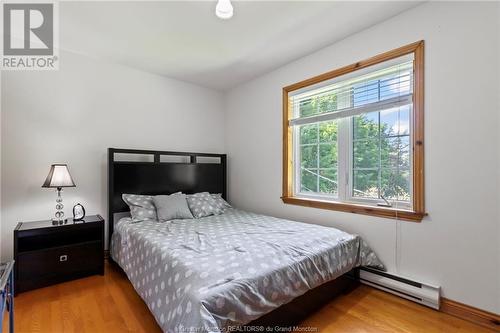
13;215;104;295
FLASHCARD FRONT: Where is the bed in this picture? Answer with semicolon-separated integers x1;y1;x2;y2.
108;148;383;333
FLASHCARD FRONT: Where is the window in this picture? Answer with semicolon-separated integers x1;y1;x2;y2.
282;41;425;221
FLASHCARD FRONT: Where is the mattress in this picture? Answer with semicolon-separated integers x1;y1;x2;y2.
111;208;383;332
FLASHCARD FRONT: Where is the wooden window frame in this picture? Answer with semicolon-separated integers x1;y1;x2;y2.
282;41;425;222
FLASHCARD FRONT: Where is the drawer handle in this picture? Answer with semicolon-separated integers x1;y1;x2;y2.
60;255;68;262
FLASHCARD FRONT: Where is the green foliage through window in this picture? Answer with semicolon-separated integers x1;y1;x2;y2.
352;107;410;201
295;64;413;204
299;120;338;195
298;106;411;202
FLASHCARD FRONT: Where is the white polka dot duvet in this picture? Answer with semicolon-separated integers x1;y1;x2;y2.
111;208;384;332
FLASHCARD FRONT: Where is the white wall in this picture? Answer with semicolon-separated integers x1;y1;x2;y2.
225;2;500;314
1;50;225;258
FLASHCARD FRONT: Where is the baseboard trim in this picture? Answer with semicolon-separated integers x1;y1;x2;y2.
441;298;500;331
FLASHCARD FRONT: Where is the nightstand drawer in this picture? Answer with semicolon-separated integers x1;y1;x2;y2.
17;241;102;288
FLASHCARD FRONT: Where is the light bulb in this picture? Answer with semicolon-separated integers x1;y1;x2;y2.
215;0;233;20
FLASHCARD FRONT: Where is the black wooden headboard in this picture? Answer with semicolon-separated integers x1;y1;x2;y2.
107;148;227;244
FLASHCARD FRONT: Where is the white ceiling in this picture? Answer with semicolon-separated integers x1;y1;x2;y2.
60;1;422;91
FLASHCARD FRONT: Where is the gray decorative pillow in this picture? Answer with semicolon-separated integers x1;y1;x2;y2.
153;193;193;221
122;194;157;222
211;193;231;211
187;192;223;218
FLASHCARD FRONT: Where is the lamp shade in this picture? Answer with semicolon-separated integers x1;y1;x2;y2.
42;164;76;188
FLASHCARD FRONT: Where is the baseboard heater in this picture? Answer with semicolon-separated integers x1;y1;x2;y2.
358;267;441;310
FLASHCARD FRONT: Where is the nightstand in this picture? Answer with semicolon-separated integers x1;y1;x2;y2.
14;215;104;295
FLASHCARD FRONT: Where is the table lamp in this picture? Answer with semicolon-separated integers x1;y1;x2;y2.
42;164;76;222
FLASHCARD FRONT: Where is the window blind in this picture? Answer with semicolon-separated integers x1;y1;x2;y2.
289;55;414;127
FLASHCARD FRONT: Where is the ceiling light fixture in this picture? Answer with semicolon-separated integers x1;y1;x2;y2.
215;0;233;20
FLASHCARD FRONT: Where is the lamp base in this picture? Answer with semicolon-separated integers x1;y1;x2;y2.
51;218;68;226
53;187;66;223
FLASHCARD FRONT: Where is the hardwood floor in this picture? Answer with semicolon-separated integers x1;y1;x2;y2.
5;261;491;333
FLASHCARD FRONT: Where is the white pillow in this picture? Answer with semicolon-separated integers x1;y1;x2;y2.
186;192;223;218
211;193;231;211
122;194;157;222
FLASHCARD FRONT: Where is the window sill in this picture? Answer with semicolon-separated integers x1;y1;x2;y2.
281;196;426;222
